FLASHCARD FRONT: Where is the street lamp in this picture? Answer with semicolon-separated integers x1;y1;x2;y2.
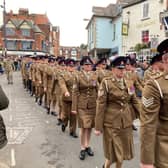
1;0;7;57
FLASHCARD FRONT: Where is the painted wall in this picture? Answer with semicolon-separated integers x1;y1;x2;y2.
122;0;166;55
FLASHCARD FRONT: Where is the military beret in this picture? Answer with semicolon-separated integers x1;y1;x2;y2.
157;38;168;54
95;57;107;66
58;58;66;66
110;56;126;69
65;58;76;66
126;56;136;66
80;56;93;66
150;53;163;65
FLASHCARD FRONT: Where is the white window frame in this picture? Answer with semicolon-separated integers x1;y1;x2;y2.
142;2;149;19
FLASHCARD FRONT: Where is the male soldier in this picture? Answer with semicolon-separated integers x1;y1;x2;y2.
143;53;164;83
4;56;14;84
59;58;78;138
140;38;168;168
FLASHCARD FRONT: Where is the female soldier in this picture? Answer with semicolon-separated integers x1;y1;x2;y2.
59;58;78;138
72;56;99;160
95;56;140;168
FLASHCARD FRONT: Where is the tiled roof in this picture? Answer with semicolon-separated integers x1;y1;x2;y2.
33;14;50;25
117;0;146;7
9;18;43;33
92;3;121;17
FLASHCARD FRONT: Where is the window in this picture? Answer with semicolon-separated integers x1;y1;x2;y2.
6;28;15;36
21;41;32;50
21;29;30;37
142;3;149;19
142;30;149;43
60;49;63;55
41;41;46;51
6;41;16;50
71;50;77;56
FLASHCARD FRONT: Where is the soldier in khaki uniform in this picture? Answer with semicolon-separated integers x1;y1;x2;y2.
143;53;164;83
4;57;14;84
124;57;144;130
59;58;78;137
72;56;99;160
140;39;168;168
43;58;55;114
95;56;140;168
95;57;111;83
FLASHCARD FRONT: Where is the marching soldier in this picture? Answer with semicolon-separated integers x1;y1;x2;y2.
4;56;14;84
94;57;111;83
124;56;144;130
72;56;99;160
140;39;168;168
59;58;78;138
95;56;140;168
143;53;164;83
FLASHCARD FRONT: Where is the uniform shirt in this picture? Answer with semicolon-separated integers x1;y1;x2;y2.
95;76;140;132
140;72;168;165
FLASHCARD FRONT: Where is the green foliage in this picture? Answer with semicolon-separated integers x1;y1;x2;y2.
134;43;148;52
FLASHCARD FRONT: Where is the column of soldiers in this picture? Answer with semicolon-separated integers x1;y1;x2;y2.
20;38;168;168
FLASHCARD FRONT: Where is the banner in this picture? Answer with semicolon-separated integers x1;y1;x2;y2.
122;23;128;36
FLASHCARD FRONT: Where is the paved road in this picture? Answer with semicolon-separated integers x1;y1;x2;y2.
0;72;140;168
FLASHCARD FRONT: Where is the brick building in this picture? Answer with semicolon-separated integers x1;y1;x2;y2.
59;46;81;60
0;8;60;56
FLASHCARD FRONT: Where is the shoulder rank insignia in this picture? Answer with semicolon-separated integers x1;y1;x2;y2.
142;96;154;108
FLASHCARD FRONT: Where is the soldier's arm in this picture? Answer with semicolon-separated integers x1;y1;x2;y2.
0;86;9;110
58;75;68;94
131;94;141;118
95;79;107;132
71;75;79;112
140;79;160;164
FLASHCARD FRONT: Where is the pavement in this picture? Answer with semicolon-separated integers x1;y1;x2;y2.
0;72;140;168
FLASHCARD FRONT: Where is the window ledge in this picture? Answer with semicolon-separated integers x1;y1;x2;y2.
141;17;150;21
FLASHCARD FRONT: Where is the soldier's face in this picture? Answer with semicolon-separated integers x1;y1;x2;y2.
113;68;125;78
83;64;92;71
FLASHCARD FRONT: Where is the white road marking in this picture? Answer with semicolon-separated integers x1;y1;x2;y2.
11;149;16;167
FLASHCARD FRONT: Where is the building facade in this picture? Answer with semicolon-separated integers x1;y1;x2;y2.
121;0;166;60
86;4;123;58
0;8;60;56
59;46;81;60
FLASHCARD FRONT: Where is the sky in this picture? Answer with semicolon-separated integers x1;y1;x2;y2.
1;0;117;46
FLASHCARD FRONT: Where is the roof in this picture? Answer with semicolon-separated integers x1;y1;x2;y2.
92;3;121;17
117;0;146;8
33;14;50;25
7;18;43;33
86;3;122;29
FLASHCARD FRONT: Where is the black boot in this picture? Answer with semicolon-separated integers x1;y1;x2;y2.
79;150;85;160
51;111;57;116
46;107;50;115
35;97;38;103
57;119;62;126
38;99;42;106
70;132;78;138
61;124;66;132
85;147;94;156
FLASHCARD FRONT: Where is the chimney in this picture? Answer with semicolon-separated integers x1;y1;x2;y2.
19;8;29;15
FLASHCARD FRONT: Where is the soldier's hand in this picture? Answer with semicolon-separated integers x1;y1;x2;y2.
140;163;154;168
71;111;77;114
94;130;101;136
65;92;70;97
39;81;42;84
44;87;47;92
